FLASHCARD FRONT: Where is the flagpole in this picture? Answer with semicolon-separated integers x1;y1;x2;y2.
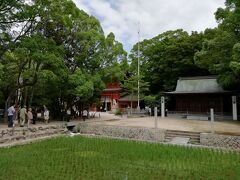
137;22;140;110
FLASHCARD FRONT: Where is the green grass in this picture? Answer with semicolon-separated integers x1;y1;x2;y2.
0;136;239;180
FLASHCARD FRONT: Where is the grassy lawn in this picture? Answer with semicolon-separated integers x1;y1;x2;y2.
0;136;239;180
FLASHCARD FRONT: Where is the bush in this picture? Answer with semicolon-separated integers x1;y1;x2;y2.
114;109;122;115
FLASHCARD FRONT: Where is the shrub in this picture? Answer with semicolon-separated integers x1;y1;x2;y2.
114;109;122;115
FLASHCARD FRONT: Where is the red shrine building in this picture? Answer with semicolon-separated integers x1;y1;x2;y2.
100;82;121;111
100;82;138;111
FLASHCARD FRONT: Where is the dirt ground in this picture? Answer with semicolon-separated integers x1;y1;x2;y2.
90;113;240;135
1;112;240;135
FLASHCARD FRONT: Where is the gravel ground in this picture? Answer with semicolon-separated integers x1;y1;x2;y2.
1;112;240;135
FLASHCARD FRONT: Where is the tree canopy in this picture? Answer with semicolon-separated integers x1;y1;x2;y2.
129;29;209;94
1;0;240;117
195;0;240;90
129;0;240;98
0;0;127;118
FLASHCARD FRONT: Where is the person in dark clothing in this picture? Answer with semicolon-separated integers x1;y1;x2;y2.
7;104;15;127
32;108;36;124
66;108;71;122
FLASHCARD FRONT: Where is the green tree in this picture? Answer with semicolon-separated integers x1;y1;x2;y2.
121;75;149;110
143;95;158;108
195;0;240;90
0;0;109;118
130;29;208;94
101;32;128;83
33;0;107;111
1;34;65;113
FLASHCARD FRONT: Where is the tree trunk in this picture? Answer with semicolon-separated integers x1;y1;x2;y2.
4;95;12;122
15;87;23;106
29;86;34;107
130;90;133;114
23;87;28;106
3;85;18;122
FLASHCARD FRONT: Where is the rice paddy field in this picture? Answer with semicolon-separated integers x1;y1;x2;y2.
0;136;239;180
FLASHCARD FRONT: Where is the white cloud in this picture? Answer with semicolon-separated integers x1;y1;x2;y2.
73;0;225;52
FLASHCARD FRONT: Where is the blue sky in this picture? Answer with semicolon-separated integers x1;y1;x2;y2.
73;0;225;52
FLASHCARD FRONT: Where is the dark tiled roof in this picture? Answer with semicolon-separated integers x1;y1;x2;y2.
166;76;230;94
102;88;121;92
118;95;138;102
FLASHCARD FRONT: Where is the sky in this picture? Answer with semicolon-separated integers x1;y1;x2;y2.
72;0;226;52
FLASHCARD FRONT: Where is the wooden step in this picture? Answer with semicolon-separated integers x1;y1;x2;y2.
165;130;201;134
165;130;201;144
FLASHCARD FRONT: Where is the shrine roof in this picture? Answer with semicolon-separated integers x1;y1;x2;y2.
165;76;230;94
102;88;121;92
118;95;138;102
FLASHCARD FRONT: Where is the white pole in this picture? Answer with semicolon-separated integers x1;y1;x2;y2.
210;108;214;134
137;22;140;111
154;107;158;129
105;97;107;112
232;96;237;120
161;96;165;118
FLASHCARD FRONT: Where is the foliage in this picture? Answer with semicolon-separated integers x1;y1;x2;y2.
0;136;239;179
114;108;122;115
0;0;126;117
143;95;158;108
195;0;240;90
121;74;149;109
101;33;129;83
3;0;240;117
129;29;209;94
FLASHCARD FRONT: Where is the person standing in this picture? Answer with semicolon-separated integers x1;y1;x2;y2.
27;108;33;127
82;109;88;121
13;105;20;126
7;104;15;127
66;108;71;122
43;106;49;124
20;106;27;127
32;108;36;125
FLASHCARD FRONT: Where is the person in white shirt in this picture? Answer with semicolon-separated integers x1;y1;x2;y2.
20;106;27;127
7;104;15;127
44;106;49;124
82;109;88;121
27;108;33;127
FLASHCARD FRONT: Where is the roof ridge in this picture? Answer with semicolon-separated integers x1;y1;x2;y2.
179;76;217;80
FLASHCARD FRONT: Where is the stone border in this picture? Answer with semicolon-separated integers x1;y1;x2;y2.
74;123;166;142
1;122;239;150
74;123;240;150
0;134;66;148
200;133;240;149
0;124;68;145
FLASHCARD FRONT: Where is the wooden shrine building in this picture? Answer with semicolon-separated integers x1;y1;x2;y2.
165;76;237;118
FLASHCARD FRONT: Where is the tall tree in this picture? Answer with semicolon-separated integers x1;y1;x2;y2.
121;74;149;110
101;32;128;83
130;29;208;94
195;0;240;90
0;0;111;118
